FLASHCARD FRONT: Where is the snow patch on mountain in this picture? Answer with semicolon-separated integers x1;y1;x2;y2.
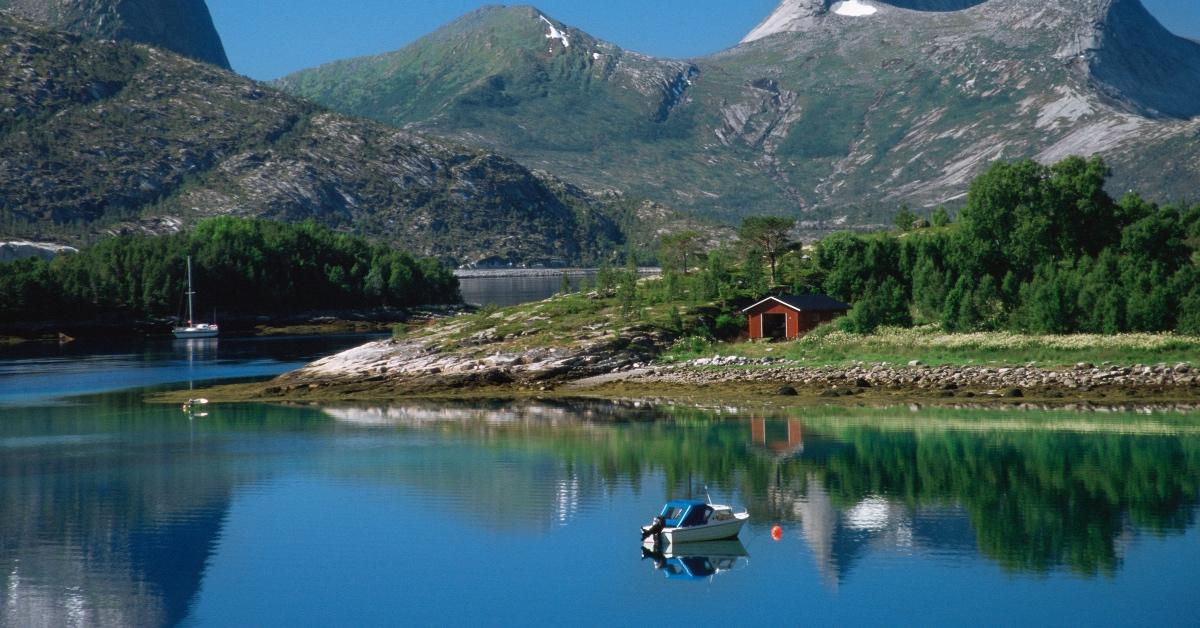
539;15;570;48
833;0;878;16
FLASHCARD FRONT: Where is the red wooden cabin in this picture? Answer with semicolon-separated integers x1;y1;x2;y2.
742;295;850;340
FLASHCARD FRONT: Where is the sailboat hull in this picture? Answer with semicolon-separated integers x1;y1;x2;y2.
172;325;219;339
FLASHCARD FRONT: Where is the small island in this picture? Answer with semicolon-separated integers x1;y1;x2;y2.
173;158;1200;408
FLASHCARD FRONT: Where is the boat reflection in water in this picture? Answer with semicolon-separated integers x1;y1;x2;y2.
641;540;750;581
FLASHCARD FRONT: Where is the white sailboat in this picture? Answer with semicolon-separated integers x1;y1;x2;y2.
172;256;219;339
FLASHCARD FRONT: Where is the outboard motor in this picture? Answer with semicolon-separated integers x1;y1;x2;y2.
641;545;667;570
641;515;666;541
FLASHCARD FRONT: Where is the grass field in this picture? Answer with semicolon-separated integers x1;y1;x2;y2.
394;289;701;353
662;325;1200;368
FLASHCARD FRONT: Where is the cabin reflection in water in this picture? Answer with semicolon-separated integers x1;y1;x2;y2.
751;418;805;458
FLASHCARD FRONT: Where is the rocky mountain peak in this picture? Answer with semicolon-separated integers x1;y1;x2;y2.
740;0;1200;118
0;0;230;69
743;0;998;42
743;0;1191;44
1066;0;1200;118
741;0;830;43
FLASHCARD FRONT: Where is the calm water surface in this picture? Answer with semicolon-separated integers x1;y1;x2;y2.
456;271;593;307
1;340;1199;626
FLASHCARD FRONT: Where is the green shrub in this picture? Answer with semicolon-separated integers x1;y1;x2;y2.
665;335;713;360
839;277;911;333
713;313;746;339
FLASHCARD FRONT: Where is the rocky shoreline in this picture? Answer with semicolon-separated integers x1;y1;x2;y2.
200;330;1199;405
259;326;674;397
589;358;1200;400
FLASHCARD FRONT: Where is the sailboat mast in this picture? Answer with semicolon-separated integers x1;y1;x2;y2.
186;255;195;325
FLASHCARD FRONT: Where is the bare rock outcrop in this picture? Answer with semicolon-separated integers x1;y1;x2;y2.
0;0;230;68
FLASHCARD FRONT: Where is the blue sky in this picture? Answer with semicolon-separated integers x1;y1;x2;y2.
206;0;1200;80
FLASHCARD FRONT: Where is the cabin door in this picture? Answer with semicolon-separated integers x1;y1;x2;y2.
762;313;787;339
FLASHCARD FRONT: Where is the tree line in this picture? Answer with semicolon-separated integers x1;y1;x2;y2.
0;217;460;324
655;156;1200;335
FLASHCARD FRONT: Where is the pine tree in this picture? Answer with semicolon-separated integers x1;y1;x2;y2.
738;216;794;284
911;256;948;324
931;205;951;228
894;204;917;231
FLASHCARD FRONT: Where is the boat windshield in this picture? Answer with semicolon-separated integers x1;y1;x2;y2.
681;505;713;527
712;508;734;521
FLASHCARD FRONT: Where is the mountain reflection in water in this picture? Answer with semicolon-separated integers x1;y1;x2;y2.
0;396;1197;625
322;400;1200;581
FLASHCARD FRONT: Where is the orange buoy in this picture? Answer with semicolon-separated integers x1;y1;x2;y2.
771;525;783;541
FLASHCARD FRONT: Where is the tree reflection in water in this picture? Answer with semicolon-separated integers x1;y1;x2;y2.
1;396;1196;625
326;400;1200;581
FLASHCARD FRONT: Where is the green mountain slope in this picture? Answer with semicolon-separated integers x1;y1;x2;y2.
0;0;230;69
279;0;1200;228
0;14;660;266
277;6;704;187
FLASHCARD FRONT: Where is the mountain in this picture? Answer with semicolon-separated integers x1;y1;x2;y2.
0;14;667;266
0;0;231;69
275;6;714;215
278;7;698;134
279;1;1200;228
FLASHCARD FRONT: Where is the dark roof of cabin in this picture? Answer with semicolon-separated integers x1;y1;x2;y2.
742;295;851;313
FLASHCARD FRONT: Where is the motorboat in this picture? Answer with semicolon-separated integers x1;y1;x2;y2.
640;539;749;581
640;499;749;545
172;256;219;339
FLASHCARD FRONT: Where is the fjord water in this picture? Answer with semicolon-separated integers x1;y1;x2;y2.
457;271;592;307
1;343;1199;626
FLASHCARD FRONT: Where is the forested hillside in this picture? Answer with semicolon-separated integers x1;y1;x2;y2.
618;157;1200;336
796;157;1200;334
0;218;460;325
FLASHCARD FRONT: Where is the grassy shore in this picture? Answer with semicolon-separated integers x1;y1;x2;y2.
662;325;1200;368
399;291;702;354
149;288;1199;408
